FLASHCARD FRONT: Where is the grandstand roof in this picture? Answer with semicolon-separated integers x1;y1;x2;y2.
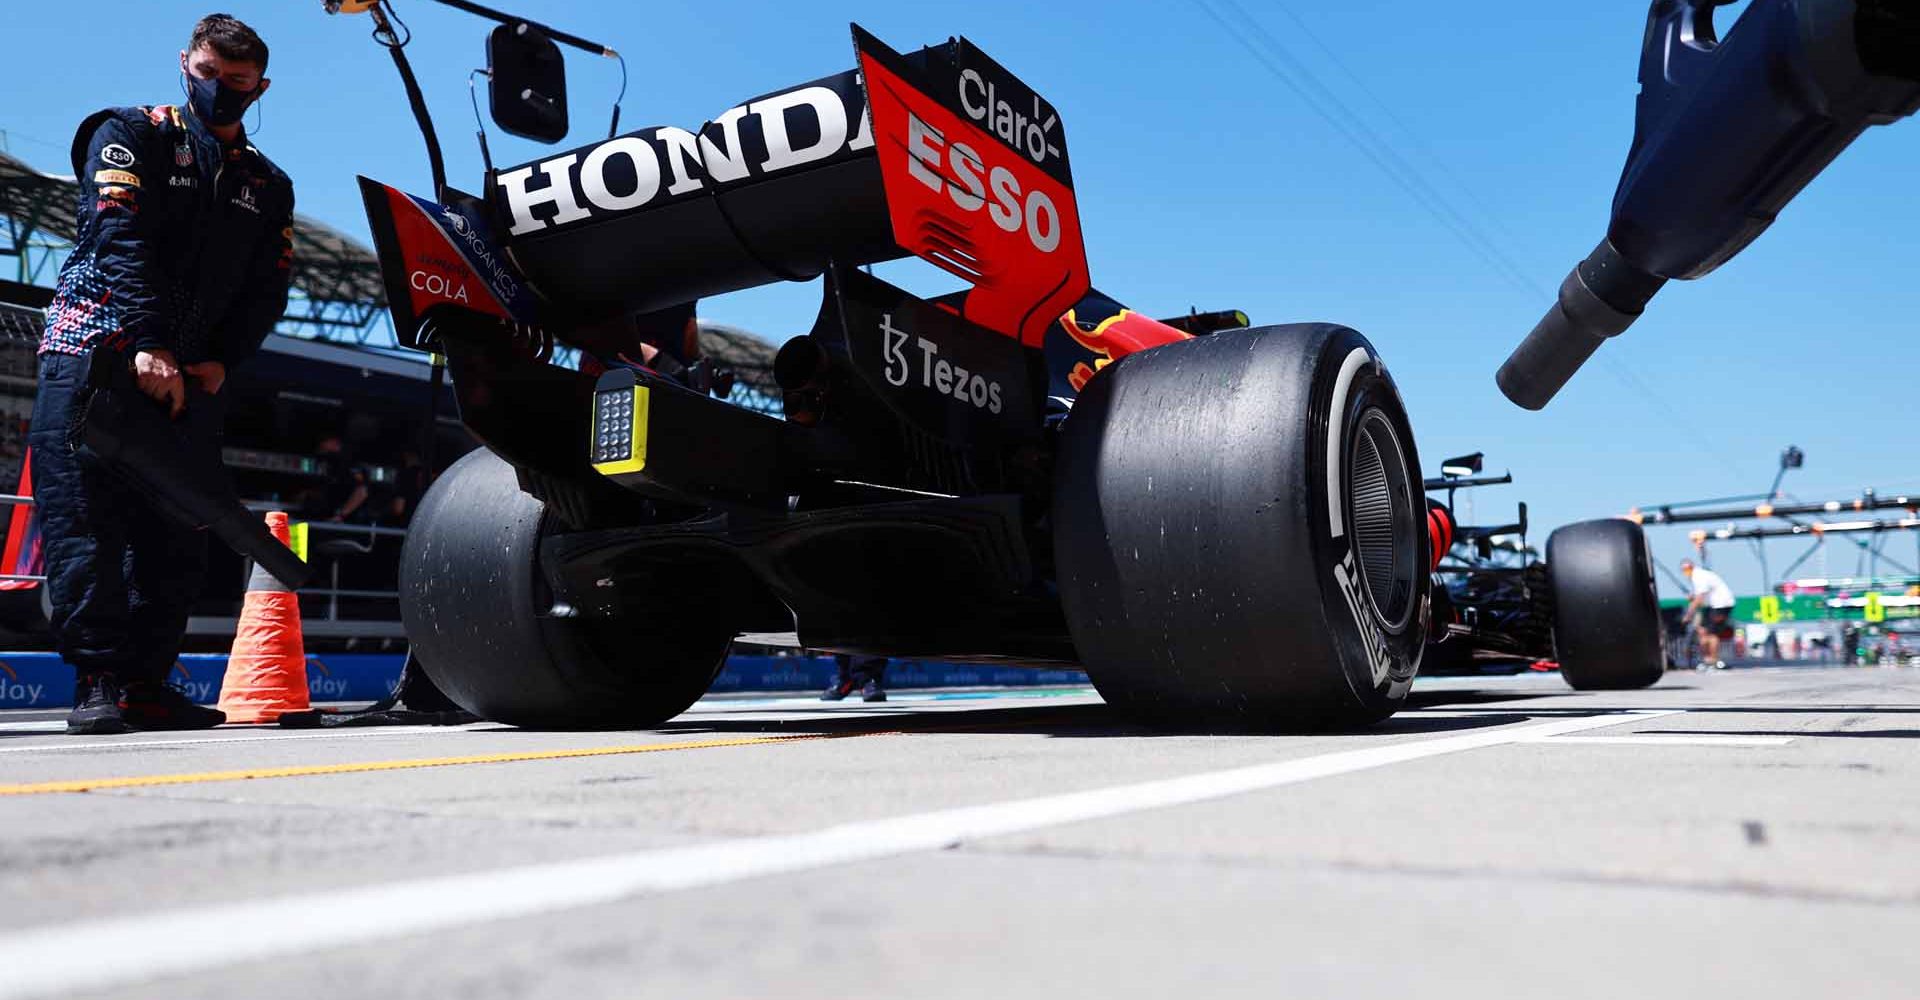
0;148;384;311
700;322;778;369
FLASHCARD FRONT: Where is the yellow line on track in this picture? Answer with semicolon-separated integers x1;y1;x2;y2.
0;731;895;797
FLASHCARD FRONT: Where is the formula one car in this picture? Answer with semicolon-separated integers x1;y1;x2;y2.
340;3;1513;729
1423;455;1665;689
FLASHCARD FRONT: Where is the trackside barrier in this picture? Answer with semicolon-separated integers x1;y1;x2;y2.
0;653;403;710
0;494;410;625
0;652;1089;709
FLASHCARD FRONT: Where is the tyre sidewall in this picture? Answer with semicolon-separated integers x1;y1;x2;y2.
1306;330;1428;718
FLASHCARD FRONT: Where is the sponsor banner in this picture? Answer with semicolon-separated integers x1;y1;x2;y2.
1658;593;1920;623
0;654;405;709
0;653;1086;708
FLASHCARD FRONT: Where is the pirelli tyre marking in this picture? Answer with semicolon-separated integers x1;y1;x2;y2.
1323;346;1414;696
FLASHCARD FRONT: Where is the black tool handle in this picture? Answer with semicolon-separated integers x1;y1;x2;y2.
1497;239;1666;410
78;352;315;590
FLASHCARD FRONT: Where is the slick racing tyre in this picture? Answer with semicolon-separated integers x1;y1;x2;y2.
1545;518;1665;690
400;448;733;728
1054;324;1429;730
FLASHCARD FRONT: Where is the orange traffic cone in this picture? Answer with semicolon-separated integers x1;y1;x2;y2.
216;511;310;724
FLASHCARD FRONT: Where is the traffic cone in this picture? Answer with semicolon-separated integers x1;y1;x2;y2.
216;511;311;724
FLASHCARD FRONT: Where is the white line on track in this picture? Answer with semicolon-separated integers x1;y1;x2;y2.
1525;734;1794;748
0;709;1677;1000
0;721;65;733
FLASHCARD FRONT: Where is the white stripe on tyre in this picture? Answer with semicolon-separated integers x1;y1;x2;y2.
1323;347;1372;538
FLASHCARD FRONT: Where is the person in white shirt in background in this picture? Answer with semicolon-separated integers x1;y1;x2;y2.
1682;559;1737;669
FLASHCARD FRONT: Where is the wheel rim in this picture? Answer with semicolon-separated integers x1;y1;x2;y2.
1348;409;1419;630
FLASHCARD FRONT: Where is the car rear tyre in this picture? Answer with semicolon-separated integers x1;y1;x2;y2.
400;448;733;728
1054;324;1429;730
1546;518;1665;690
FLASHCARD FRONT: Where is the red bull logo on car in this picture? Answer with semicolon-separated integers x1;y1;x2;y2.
1055;307;1190;392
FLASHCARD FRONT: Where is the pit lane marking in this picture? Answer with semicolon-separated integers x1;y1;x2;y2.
0;731;898;797
0;721;71;733
0;687;1098;737
0;710;1679;999
1521;734;1794;748
0;724;501;755
0;708;1104;791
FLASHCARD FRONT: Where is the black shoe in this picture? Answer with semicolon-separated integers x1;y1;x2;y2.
820;679;854;702
860;680;887;703
120;681;226;731
67;674;133;735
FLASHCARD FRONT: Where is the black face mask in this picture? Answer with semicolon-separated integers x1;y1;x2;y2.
184;74;257;128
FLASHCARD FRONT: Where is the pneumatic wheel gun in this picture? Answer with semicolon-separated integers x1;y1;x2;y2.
1498;0;1920;410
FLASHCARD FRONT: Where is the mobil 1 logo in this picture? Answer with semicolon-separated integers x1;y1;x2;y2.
834;267;1033;443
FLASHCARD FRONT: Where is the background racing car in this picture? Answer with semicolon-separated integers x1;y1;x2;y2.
1423;453;1666;688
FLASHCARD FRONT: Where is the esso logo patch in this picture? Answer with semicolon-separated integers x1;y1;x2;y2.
903;113;1061;255
100;143;137;168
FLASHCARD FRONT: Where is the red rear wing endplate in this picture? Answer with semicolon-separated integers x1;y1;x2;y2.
853;25;1092;347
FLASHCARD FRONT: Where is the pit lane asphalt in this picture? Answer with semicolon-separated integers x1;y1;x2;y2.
1;666;1916;1000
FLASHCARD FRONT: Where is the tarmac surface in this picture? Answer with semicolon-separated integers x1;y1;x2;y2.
0;665;1916;999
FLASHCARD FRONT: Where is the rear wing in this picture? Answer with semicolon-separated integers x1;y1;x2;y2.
361;26;1093;351
853;26;1091;346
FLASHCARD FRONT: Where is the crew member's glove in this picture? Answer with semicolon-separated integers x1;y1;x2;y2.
134;349;186;418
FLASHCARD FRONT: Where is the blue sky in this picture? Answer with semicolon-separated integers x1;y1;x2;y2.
4;0;1916;598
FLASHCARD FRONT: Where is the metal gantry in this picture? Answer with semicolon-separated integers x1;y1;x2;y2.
1635;489;1920;591
1628;441;1920;594
1630;490;1918;526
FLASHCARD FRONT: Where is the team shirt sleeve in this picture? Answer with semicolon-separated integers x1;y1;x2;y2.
79;117;171;354
217;185;295;370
